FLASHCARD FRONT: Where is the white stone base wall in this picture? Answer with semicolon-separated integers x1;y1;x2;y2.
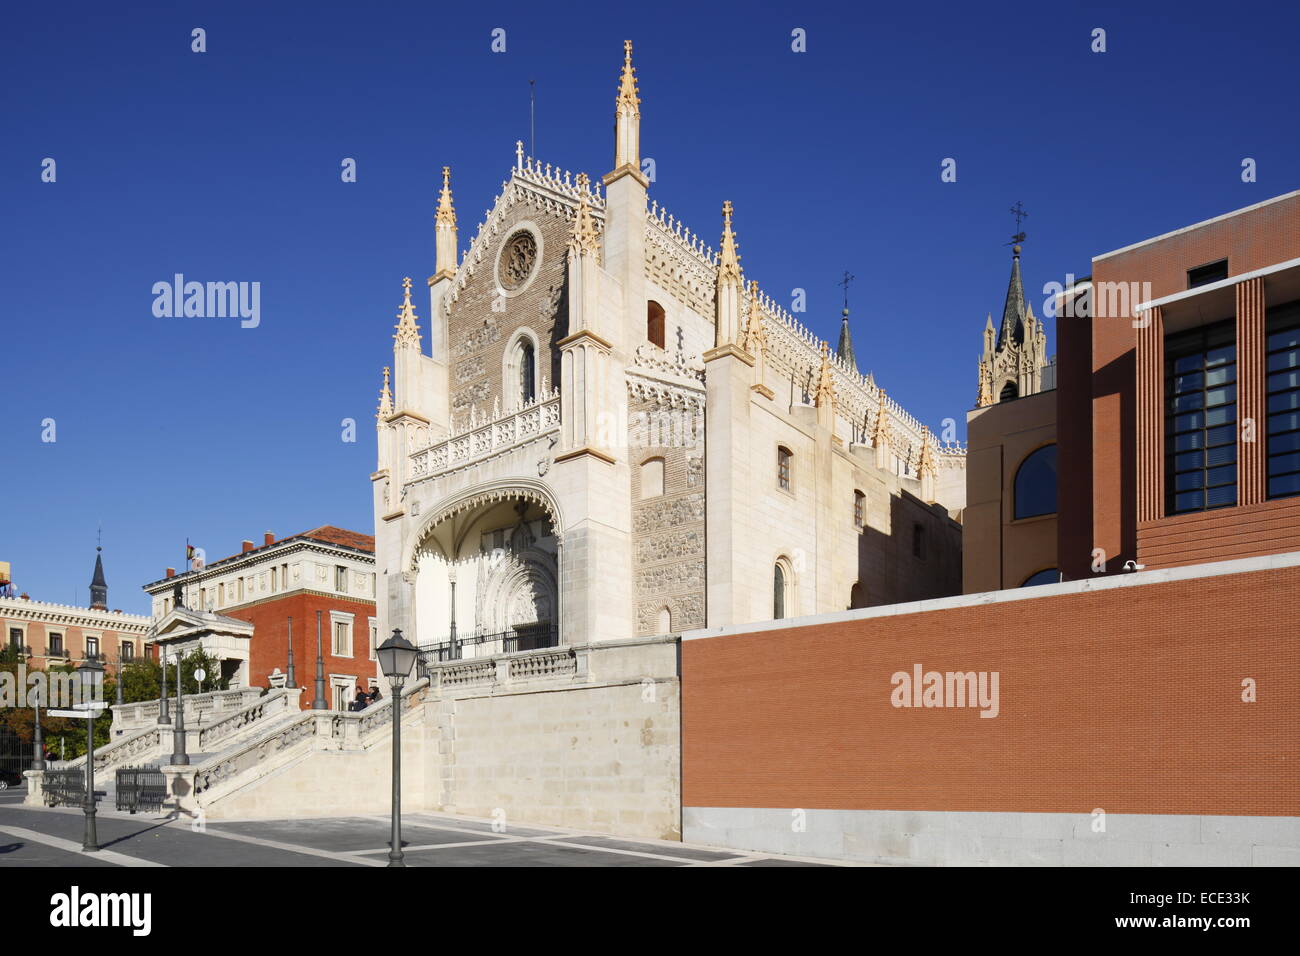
426;637;680;840
683;807;1300;866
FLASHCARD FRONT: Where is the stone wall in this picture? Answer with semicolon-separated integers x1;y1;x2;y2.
425;636;680;839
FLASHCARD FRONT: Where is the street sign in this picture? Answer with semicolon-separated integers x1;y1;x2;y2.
193;668;206;683
50;708;102;719
73;701;108;711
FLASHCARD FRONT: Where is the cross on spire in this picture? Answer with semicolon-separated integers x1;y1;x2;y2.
1009;201;1028;245
838;270;855;313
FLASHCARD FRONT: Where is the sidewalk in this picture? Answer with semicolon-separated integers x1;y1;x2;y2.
0;797;851;867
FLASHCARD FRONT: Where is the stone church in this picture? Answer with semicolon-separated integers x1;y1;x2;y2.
371;42;966;657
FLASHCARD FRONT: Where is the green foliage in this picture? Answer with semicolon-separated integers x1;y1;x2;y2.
119;657;161;703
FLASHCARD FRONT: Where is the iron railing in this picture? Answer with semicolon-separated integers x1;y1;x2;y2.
417;625;558;674
42;768;89;807
115;766;166;814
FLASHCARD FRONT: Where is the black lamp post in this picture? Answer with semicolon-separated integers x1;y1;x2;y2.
27;647;45;771
376;628;417;868
158;645;171;725
78;654;104;852
171;652;189;765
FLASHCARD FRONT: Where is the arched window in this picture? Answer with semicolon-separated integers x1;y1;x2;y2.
640;457;665;499
777;446;792;490
849;582;867;610
503;329;540;412
1021;568;1059;587
1000;380;1019;402
853;490;865;527
1014;444;1058;519
519;340;536;406
647;300;666;349
657;606;672;633
773;563;786;620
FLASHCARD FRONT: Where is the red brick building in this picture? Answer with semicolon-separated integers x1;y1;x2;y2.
142;527;378;709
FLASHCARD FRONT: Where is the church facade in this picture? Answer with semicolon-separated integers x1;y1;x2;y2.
372;42;966;656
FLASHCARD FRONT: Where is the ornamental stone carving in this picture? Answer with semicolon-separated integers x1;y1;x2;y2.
498;229;539;290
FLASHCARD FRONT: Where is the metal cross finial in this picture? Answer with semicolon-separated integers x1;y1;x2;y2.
1009;201;1028;244
838;271;855;312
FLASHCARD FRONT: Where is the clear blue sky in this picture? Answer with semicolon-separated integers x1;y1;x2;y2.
2;0;1296;613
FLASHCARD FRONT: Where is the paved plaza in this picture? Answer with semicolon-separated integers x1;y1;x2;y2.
0;792;846;867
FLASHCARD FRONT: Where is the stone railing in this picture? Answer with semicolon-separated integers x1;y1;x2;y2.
186;680;430;805
409;392;560;480
56;726;163;775
111;687;264;734
426;645;584;694
196;688;299;751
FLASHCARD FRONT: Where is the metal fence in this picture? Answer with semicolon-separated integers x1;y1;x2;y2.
417;624;558;674
115;766;166;814
42;768;87;808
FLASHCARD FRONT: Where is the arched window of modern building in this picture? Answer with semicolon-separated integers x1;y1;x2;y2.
647;300;666;349
1014;444;1058;519
1021;568;1059;587
1000;380;1019;402
853;490;865;527
777;446;792;491
640;457;665;499
849;582;867;609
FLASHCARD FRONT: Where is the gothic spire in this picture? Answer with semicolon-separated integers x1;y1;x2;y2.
89;545;107;611
434;166;458;280
718;201;741;284
613;40;641;173
997;244;1028;351
377;366;393;419
568;173;601;260
815;341;835;407
836;308;857;370
393;277;421;349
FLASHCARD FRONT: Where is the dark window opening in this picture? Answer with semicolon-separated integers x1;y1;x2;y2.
1266;302;1300;499
1187;259;1229;289
1014;445;1058;519
777;446;792;491
912;523;926;559
999;380;1019;402
853;490;865;528
773;564;786;620
520;340;536;405
1022;569;1059;587
647;301;666;349
1165;319;1236;514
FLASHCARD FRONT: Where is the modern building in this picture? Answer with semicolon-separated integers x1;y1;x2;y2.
967;189;1300;584
372;42;966;659
0;549;151;669
142;527;378;707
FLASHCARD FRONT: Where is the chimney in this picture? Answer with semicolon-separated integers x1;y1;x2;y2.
264;531;275;547
165;568;175;579
242;540;255;554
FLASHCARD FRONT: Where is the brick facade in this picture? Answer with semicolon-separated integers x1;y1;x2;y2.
683;562;1298;817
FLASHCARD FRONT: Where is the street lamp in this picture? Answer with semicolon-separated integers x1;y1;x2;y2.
158;646;171;725
26;646;45;771
376;628;417;868
170;652;189;765
77;654;104;852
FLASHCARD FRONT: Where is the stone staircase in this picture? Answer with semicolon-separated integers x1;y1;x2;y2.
29;687;306;810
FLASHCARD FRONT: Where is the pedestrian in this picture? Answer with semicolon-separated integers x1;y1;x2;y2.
352;684;368;712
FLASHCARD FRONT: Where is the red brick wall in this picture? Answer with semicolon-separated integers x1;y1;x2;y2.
682;564;1299;816
225;593;378;705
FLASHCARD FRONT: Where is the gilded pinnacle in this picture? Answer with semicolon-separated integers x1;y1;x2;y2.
718;201;741;283
569;173;601;259
436;166;456;226
393;277;421;348
617;40;640;111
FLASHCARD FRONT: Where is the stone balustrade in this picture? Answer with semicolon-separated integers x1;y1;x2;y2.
110;686;264;735
425;644;585;694
409;393;559;481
